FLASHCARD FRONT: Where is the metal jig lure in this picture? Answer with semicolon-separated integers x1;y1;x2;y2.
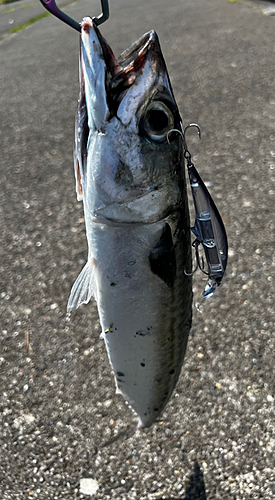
168;124;228;298
39;0;109;31
184;124;228;298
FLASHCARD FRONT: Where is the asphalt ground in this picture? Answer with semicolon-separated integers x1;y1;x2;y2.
0;0;74;38
0;0;275;498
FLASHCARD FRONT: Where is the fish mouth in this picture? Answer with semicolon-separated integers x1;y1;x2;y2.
101;30;156;110
81;18;165;119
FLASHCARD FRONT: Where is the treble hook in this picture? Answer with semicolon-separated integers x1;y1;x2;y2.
166;123;201;154
39;0;109;32
185;239;209;277
182;123;204;277
167;123;204;278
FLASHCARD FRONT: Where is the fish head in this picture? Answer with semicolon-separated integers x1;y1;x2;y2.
75;18;185;224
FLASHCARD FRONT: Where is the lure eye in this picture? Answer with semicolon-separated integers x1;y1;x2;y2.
142;101;174;143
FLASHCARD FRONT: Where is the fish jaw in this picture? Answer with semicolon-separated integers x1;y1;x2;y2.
80;18;110;132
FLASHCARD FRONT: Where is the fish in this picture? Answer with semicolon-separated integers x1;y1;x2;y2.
68;17;193;429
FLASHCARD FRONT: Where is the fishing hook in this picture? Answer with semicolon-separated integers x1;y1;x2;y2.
181;123;205;277
185;239;209;277
181;122;201;159
166;128;184;144
39;0;109;32
166;123;201;153
180;123;212;278
167;123;204;277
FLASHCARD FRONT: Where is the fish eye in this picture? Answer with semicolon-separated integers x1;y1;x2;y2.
142;101;174;143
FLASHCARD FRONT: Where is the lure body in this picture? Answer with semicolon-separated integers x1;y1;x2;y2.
188;160;228;298
68;18;193;428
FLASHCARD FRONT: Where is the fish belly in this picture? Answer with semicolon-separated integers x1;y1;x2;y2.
90;211;192;428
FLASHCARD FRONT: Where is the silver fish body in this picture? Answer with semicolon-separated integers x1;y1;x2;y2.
68;18;192;428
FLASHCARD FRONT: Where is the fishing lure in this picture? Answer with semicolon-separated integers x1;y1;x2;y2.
168;123;228;298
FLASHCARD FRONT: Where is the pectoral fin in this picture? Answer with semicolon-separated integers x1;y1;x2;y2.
67;259;96;312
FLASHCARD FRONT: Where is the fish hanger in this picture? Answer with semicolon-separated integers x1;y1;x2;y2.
39;0;109;32
167;123;228;299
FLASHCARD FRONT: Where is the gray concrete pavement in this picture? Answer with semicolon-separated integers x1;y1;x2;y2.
0;0;275;498
0;0;274;39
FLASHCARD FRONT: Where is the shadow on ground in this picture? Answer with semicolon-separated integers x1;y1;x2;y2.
162;462;207;500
